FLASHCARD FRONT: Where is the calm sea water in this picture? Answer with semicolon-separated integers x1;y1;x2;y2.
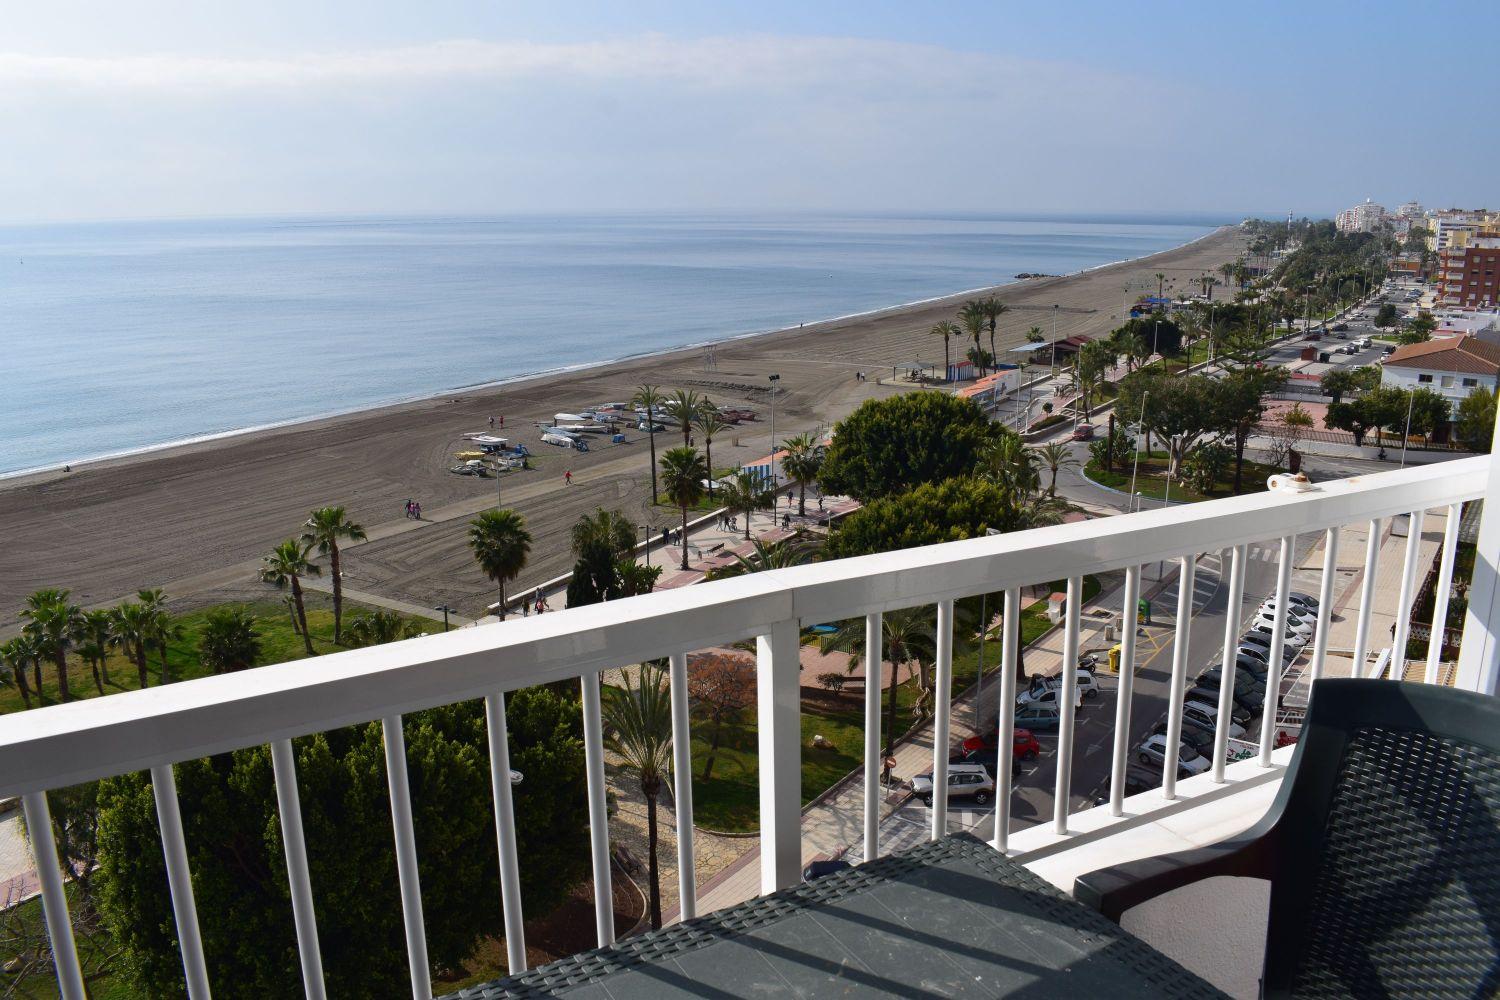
0;213;1223;475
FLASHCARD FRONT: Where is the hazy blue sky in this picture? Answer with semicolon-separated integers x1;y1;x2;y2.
3;1;1493;222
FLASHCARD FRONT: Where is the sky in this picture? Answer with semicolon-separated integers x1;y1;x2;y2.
2;1;1494;223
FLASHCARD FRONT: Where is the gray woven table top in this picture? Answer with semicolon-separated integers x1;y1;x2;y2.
443;833;1226;999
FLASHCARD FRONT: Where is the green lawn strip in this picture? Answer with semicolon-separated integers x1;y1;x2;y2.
0;886;134;1000
1083;451;1280;504
0;594;424;716
686;576;1101;832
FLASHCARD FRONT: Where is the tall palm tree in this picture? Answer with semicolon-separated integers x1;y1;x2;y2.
779;432;825;517
959;300;988;375
569;507;636;605
198;607;264;673
663;388;705;446
0;635;39;709
110;601;153;689
344;610;422;648
658;446;707;570
260;539;321;656
930;321;961;380
302;506;367;643
693;408;731;499
1219;261;1236;291
468;509;532;619
80;608;114;693
718;469;769;540
21;589;85;703
632;384;666;505
1033;442;1079;496
819;607;935;755
601;663;673;930
981;434;1042;505
1155;272;1166;300
137;588;183;685
982;296;1009;364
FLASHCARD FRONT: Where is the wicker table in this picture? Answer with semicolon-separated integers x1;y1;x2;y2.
445;833;1225;998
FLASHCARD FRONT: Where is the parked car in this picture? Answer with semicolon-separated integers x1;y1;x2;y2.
1239;633;1298;662
1188;684;1256;722
1205;660;1267;692
1259;598;1318;625
1017;683;1083;712
961;728;1042;761
1248;620;1310;646
1136;734;1209;776
1152;720;1214;755
1286;591;1321;610
1332;322;1349;331
1252;612;1314;640
1024;669;1100;701
1183;700;1247;738
952;746;1025;780
911;762;996;807
1071;424;1096;441
1014;703;1063;730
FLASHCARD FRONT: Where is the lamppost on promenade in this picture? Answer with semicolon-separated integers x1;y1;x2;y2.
433;604;454;632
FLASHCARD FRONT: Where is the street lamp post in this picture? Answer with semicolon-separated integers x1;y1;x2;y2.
768;373;781;485
1050;305;1060;378
641;524;651;566
433;605;454;632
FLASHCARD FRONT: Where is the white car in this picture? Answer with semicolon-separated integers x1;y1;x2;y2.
1023;669;1100;701
1259;599;1317;625
1183;700;1247;738
1137;734;1210;775
1252;612;1314;640
911;762;996;807
1016;683;1082;711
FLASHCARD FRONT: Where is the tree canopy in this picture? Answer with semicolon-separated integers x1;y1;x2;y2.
1115;370;1228;476
824;476;1031;560
1457;386;1496;452
817;393;1003;502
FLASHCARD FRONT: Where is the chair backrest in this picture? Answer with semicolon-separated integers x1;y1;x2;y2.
1262;678;1500;997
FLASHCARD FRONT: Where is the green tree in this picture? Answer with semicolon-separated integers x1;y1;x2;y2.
1374;303;1398;328
1033;441;1077;496
260;540;321;655
344;609;423;648
718;469;770;540
302;506;367;643
959;300;988;375
21;589;85;704
1319;365;1379;403
0;635;39;709
931;321;961;380
198;607;264;673
468;509;532;619
93;689;588;998
723;536;820;576
825;476;1062;561
780;431;826;517
1074;339;1118;413
1217;367;1284;492
566;508;637;606
1407;387;1453;441
1181;442;1232;494
819;606;936;754
1456;386;1497;452
818;393;1001;502
659;446;708;570
616;561;663;597
1025;326;1045;343
693;408;731;499
686;652;755;782
982;296;1008;364
137;588;183;685
77;608;114;695
1325;400;1375;448
109;600;154;690
632;384;666;505
980;432;1042;504
602;664;673;930
1397;312;1436;345
1115;370;1228;478
663;388;705;446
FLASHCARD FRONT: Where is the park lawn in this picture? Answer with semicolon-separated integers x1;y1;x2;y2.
1084;451;1281;505
0;886;135;1000
0;594;422;717
687;576;1101;832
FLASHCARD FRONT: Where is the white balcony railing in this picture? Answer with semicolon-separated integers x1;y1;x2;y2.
1;456;1495;999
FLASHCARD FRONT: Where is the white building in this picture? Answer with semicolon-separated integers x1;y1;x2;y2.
1335;199;1386;233
1380;334;1500;415
1396;200;1424;219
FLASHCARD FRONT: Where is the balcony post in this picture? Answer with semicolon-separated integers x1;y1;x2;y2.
21;792;86;1000
757;619;802;893
1457;418;1500;695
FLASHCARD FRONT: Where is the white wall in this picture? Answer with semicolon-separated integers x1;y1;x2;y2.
1380;365;1496;415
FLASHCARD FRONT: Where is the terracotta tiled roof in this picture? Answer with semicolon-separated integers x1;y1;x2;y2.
1383;335;1500;375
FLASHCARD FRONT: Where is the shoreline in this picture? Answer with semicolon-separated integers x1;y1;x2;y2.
2;225;1226;484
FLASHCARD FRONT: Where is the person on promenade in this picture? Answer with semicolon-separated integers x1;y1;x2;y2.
413;501;421;519
564;470;573;485
404;499;412;518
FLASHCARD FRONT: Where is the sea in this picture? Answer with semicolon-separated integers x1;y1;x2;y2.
0;213;1226;476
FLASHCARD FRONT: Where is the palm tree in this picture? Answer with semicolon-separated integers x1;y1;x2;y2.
569;508;636;605
959;300;988;375
1219;261;1236;291
198;607;264;673
21;589;85;703
260;539;321;656
137;588;183;685
616;561;664;597
1033;442;1078;496
982;296;1009;364
78;609;115;694
726;536;820;576
981;434;1042;505
1155;272;1166;300
601;663;673;930
344;610;422;648
0;636;39;709
469;509;532;619
718;469;769;540
779;432;825;517
663;388;704;446
930;321;960;380
110;601;153;689
302;506;367;643
658;446;707;570
693;408;731;500
632;384;666;505
819;607;935;755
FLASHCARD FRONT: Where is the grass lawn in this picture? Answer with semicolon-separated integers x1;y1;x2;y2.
685;576;1101;832
1084;451;1280;504
0;886;136;1000
0;593;422;717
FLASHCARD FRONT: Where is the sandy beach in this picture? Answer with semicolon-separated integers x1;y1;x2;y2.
1;226;1247;621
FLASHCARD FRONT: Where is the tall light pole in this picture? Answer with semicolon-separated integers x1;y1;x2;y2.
1051;304;1060;379
433;605;454;632
768;373;781;486
641;523;651;567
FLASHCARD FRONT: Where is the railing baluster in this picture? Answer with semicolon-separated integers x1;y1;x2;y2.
149;763;212;1000
270;739;326;999
1212;546;1247;783
1390;509;1426;682
578;674;615;943
1351;517;1385;677
993;588;1020;852
757;619;803;892
1162;556;1197;800
667;652;697;920
862;612;883;862
1259;536;1296;765
1108;566;1142;815
930;600;955;840
1309;527;1340;682
379;718;431;1000
1053;576;1082;832
20;792;86;1000
483;693;527;973
1426;503;1463;685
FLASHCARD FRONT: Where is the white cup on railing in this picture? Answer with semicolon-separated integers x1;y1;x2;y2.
1266;472;1314;494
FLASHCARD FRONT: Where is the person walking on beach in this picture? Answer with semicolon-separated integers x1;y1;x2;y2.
413;501;422;519
489;415;495;429
404;499;413;518
564;470;573;486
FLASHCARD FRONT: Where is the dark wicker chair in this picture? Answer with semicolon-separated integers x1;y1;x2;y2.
1074;678;1500;998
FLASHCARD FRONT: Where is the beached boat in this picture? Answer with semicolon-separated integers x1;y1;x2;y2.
554;412;589;424
463;434;510;452
555;423;610;435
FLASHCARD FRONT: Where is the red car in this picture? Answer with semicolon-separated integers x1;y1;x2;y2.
962;729;1041;761
1071;424;1095;441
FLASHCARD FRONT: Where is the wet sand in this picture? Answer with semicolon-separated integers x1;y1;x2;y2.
1;226;1248;620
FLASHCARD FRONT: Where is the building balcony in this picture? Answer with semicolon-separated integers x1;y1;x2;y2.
2;457;1497;999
